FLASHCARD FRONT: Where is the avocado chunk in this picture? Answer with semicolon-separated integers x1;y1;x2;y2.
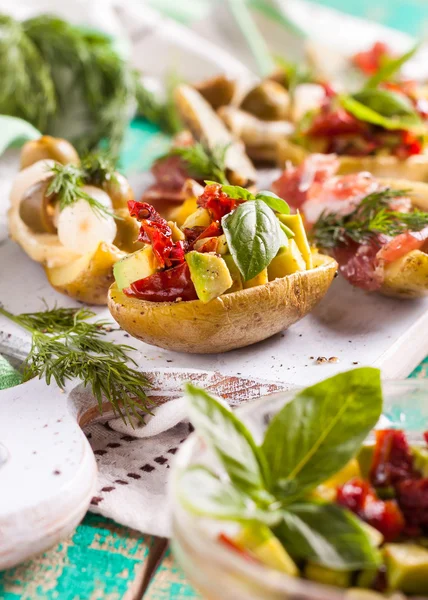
356;444;375;479
114;246;159;291
244;268;268;288
278;213;313;269
223;254;243;293
186;251;233;303
182;207;211;228
304;563;352;588
236;525;299;576
384;543;428;594
413;446;428;476
268;240;306;280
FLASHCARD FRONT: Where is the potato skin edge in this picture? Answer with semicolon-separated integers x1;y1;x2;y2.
107;254;337;353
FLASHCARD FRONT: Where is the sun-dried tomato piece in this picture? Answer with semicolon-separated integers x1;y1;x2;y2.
370;430;418;488
124;263;197;302
197;184;240;221
337;478;370;512
337;477;405;541
307;107;367;138
128;201;185;269
128;201;167;224
395;131;424;159
396;478;428;533
352;42;392;75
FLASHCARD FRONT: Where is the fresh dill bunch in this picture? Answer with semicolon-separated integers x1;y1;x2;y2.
46;163;116;219
167;143;229;184
0;305;154;423
0;15;56;130
81;150;118;187
311;188;428;248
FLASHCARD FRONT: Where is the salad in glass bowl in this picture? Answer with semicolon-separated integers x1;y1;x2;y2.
171;369;428;599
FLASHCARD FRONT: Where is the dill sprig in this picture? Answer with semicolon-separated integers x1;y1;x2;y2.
81;150;118;187
167;143;229;184
0;305;154;424
311;188;428;249
47;163;116;219
135;73;183;136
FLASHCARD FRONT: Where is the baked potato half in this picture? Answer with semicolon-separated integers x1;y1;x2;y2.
8;137;136;304
277;138;428;182
108;252;337;354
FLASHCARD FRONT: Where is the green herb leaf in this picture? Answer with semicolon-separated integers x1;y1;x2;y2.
168;143;229;184
311;188;428;249
262;368;382;500
340;89;424;133
47;162;117;219
178;466;281;525
274;55;314;95
184;383;269;494
222;200;284;281
275;502;381;570
217;184;254;200
365;44;419;89
81;151;118;186
0;305;154;424
255;191;290;215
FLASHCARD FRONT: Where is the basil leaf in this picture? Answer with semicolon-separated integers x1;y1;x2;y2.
178;466;281;525
184;384;269;493
255;191;290;214
340;90;423;133
275;502;381;570
208;182;254;200
262;368;382;499
222;200;284;281
365;44;419;89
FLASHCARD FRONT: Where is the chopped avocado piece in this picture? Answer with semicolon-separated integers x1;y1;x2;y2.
304;563;352;588
170;196;198;226
356;566;379;589
357;444;374;479
223;254;243;293
183;207;211;228
268;240;306;280
413;446;428;477
236;525;298;576
167;220;185;242
279;213;313;269
114;246;159;291
186;251;233;303
244;268;268;288
384;543;428;594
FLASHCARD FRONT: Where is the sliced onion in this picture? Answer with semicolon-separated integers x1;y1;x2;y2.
57;186;117;255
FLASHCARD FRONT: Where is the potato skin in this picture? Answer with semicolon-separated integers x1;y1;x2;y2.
277;139;428;182
381;250;428;299
46;242;125;305
108;253;337;353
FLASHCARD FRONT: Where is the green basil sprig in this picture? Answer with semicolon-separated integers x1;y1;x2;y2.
364;44;419;89
340;88;424;134
205;181;291;215
179;368;383;571
222;200;285;282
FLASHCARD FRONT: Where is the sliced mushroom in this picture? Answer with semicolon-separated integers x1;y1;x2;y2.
20;136;79;170
194;75;237;110
174;84;257;186
219;106;294;162
240;80;290;121
19;178;57;234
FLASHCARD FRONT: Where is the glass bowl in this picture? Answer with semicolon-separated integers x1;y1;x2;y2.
170;379;428;600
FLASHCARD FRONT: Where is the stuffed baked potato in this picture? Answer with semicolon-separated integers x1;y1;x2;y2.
108;182;337;353
272;154;428;298
8;137;139;304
